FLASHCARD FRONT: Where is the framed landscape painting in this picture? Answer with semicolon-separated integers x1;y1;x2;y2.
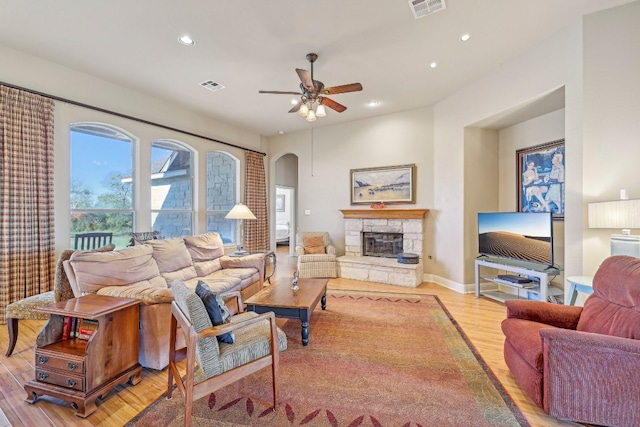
516;139;565;219
350;164;416;205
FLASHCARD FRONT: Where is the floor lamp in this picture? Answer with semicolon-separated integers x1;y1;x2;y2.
225;203;256;255
588;192;640;257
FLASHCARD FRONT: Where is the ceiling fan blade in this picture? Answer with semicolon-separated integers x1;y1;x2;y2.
296;68;314;91
321;83;363;95
259;90;303;95
288;100;303;113
321;97;347;113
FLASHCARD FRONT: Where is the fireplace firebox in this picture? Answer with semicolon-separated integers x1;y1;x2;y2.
362;232;403;258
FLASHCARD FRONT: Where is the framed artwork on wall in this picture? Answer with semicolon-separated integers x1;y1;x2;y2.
516;139;565;219
275;194;285;212
350;164;416;205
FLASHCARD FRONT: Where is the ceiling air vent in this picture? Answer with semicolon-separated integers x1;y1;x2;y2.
408;0;446;20
200;80;226;92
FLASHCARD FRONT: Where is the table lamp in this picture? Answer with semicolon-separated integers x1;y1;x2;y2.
225;203;256;255
588;190;640;257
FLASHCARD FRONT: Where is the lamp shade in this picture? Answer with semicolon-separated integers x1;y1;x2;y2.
588;199;640;231
224;203;256;220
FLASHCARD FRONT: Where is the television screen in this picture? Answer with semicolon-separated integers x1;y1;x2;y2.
478;212;553;266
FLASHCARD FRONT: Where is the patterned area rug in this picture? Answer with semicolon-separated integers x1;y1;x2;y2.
128;290;529;427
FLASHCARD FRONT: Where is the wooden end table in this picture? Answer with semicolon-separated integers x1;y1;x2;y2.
245;277;327;346
24;294;142;417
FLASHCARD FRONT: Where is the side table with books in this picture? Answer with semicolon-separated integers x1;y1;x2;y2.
24;294;142;417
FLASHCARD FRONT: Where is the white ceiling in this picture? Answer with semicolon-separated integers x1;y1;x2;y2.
0;0;633;136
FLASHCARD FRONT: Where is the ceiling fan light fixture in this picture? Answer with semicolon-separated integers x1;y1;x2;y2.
298;103;309;117
316;103;327;117
306;109;317;122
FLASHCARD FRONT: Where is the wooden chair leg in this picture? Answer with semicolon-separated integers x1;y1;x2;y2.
6;318;19;357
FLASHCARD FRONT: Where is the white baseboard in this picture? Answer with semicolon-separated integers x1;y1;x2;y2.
423;273;475;294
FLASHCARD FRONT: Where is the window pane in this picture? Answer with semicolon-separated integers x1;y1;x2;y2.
70;212;133;249
151;140;193;237
70;125;133;209
70;124;134;249
152;211;192;239
206;152;237;242
206;213;234;243
151;141;192;210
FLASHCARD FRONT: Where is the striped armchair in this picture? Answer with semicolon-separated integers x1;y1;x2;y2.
295;232;338;278
168;280;287;426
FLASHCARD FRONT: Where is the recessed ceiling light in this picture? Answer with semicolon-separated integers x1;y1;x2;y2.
429;62;438;69
278;130;285;135
367;100;380;107
290;99;299;105
178;35;195;46
460;33;471;42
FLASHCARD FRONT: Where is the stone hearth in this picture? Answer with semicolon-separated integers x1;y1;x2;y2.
337;209;428;287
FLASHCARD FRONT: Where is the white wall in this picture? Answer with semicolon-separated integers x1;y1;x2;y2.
434;24;582;285
582;1;640;273
268;106;434;256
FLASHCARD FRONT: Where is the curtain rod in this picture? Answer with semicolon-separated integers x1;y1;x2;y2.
0;81;266;156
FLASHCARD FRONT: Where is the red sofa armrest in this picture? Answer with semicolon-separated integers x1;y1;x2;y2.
505;300;582;329
540;328;640;426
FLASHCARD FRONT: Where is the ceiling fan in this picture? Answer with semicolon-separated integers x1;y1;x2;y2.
259;53;363;121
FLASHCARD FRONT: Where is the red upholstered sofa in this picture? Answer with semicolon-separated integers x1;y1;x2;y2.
501;255;640;427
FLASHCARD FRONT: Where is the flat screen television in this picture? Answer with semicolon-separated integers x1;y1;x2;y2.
477;212;554;267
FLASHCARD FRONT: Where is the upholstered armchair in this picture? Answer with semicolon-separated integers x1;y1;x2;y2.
5;244;115;356
501;255;640;427
168;280;287;427
295;232;338;278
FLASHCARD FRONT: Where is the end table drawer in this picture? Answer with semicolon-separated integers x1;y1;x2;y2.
35;369;84;391
35;351;84;374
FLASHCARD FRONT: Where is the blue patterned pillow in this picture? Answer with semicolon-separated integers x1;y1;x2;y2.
195;281;234;344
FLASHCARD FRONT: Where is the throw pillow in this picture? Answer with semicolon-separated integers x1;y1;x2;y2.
194;281;234;344
304;246;326;254
303;234;325;248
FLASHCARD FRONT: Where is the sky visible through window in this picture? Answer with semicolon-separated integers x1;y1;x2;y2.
70;130;170;201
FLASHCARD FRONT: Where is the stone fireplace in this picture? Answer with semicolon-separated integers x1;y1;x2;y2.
337;209;428;287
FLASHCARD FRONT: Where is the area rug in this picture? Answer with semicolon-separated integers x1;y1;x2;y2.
128;290;529;427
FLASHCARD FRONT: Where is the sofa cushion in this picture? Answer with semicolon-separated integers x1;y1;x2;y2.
184;232;225;276
61;244;116;298
147;238;198;285
69;245;166;296
96;283;173;305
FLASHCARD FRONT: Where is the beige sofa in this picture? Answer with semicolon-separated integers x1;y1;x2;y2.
64;232;265;370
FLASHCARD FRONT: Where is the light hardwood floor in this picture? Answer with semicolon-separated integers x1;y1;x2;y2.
0;247;581;427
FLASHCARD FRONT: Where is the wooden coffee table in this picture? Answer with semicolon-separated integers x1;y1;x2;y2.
245;277;328;346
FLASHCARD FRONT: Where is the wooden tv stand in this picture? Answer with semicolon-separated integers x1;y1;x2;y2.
24;294;142;417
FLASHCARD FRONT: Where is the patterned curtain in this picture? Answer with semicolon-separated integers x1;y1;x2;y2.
244;151;268;250
0;86;56;324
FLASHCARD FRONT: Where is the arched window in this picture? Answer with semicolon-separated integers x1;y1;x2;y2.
206;151;239;244
69;123;134;249
151;140;194;238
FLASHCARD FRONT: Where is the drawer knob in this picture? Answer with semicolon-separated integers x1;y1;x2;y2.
37;372;49;381
67;379;77;387
37;355;48;365
67;362;78;371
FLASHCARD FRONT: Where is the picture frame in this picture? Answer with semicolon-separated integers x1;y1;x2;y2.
516;139;565;219
275;194;285;212
350;164;416;205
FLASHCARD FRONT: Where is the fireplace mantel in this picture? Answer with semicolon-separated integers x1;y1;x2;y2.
340;209;428;220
